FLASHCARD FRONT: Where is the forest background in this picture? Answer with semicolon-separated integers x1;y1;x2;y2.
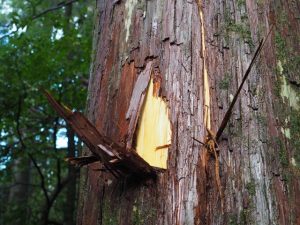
1;0;300;225
0;0;93;224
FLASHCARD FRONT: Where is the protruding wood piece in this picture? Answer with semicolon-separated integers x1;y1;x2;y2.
215;26;274;142
66;155;99;167
43;90;157;178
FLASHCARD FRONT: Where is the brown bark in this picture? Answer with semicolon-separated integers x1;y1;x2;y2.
77;0;300;224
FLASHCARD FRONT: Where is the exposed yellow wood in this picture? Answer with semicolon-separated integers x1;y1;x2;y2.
135;78;171;169
197;2;224;212
197;0;211;129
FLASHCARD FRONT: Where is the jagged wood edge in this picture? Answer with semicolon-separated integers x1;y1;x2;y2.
43;90;157;177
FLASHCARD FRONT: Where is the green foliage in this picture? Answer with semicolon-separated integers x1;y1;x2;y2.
0;0;94;224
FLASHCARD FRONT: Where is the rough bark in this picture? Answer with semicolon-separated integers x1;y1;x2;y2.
77;0;300;224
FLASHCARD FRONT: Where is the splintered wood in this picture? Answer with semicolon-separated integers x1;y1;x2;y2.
125;63;171;169
196;0;224;212
193;13;274;213
43;90;157;178
197;0;211;130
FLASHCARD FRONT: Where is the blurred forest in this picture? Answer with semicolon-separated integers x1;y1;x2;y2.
0;0;94;224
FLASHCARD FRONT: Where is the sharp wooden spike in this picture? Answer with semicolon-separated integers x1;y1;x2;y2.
42;89;73;117
65;155;99;166
43;90;157;177
215;25;274;142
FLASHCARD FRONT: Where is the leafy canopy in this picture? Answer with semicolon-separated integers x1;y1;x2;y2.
0;0;94;224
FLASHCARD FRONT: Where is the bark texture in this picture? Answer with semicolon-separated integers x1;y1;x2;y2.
77;0;300;224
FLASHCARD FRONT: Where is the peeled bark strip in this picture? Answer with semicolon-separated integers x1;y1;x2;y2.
77;0;300;224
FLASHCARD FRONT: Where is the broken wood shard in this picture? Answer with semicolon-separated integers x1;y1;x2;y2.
43;90;157;178
124;64;171;169
126;62;152;149
65;155;99;167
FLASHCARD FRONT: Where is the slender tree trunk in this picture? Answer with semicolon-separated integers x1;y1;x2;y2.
77;0;300;224
64;4;77;225
8;157;31;225
65;126;77;225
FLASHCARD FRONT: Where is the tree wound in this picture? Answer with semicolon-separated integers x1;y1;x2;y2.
134;78;171;169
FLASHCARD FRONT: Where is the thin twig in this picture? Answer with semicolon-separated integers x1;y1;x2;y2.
27;153;50;206
192;137;205;145
47;171;78;208
32;0;79;20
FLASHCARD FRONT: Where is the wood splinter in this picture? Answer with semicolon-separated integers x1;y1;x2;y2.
65;155;99;167
194;26;274;213
43;90;157;178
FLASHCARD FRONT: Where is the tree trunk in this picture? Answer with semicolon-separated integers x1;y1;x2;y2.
8;157;31;225
65;126;77;225
77;0;300;224
64;4;77;225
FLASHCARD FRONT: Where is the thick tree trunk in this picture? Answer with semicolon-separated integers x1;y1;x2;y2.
77;0;300;224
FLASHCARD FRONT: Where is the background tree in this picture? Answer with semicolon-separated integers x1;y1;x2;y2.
77;0;300;225
0;0;93;224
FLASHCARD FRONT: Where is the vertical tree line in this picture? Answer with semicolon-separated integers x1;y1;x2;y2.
77;0;300;224
0;0;94;224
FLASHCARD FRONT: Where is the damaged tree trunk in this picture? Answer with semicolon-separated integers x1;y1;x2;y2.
77;0;300;224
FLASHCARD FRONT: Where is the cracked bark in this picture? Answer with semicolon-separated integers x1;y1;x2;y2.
77;0;300;224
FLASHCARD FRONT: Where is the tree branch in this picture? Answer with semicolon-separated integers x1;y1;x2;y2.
0;30;18;40
48;171;78;208
32;0;79;20
14;94;52;220
27;153;50;206
1;130;46;153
